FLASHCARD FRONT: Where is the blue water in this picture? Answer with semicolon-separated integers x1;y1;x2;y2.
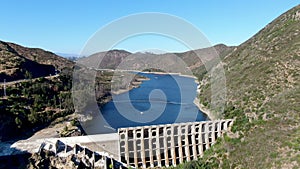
100;73;207;130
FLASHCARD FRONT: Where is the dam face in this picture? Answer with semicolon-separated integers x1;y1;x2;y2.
7;119;233;168
118;119;233;168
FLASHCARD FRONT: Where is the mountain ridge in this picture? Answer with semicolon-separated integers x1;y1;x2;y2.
0;40;73;82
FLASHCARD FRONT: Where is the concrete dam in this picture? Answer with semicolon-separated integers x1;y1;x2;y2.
118;119;233;168
7;119;233;168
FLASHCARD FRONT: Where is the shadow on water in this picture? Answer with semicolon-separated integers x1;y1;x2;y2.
0;147;31;169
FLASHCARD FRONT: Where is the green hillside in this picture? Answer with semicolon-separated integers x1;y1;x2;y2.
190;4;300;168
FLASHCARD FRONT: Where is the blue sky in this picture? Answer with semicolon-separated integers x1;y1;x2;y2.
0;1;299;55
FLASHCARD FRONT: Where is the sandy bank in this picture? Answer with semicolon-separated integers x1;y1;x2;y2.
111;76;150;95
193;97;215;120
139;71;197;79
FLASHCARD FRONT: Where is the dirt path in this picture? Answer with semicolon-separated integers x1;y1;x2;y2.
28;114;78;141
0;74;59;86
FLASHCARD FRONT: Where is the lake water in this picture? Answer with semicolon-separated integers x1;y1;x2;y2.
98;73;208;132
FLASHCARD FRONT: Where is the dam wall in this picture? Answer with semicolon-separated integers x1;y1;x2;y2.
118;119;233;168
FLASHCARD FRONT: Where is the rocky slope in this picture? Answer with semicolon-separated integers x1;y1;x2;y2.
195;4;300;168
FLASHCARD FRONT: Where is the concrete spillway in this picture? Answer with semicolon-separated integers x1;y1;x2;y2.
118;119;233;168
4;119;233;168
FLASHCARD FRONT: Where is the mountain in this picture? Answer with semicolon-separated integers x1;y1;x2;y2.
175;44;234;78
0;41;73;82
78;49;131;69
77;44;234;78
194;5;300;168
176;44;234;68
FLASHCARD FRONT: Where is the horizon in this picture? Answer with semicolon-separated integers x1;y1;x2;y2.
2;39;230;57
0;1;299;55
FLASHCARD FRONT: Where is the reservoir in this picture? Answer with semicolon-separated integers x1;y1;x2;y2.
99;72;208;132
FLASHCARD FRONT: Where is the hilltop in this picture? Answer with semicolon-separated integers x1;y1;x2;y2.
0;40;73;82
193;4;300;168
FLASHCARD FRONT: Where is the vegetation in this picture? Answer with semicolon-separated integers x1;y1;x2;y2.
178;5;300;168
0;68;74;140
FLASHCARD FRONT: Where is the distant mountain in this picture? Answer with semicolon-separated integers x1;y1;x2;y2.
196;5;300;168
77;44;234;77
55;53;80;61
55;53;80;58
0;41;73;82
78;49;131;69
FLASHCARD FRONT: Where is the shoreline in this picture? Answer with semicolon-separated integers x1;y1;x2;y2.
193;77;215;120
111;86;137;95
193;96;215;121
111;76;150;95
138;71;198;79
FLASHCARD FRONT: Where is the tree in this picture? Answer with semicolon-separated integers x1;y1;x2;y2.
25;70;32;79
28;109;38;124
15;117;22;128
